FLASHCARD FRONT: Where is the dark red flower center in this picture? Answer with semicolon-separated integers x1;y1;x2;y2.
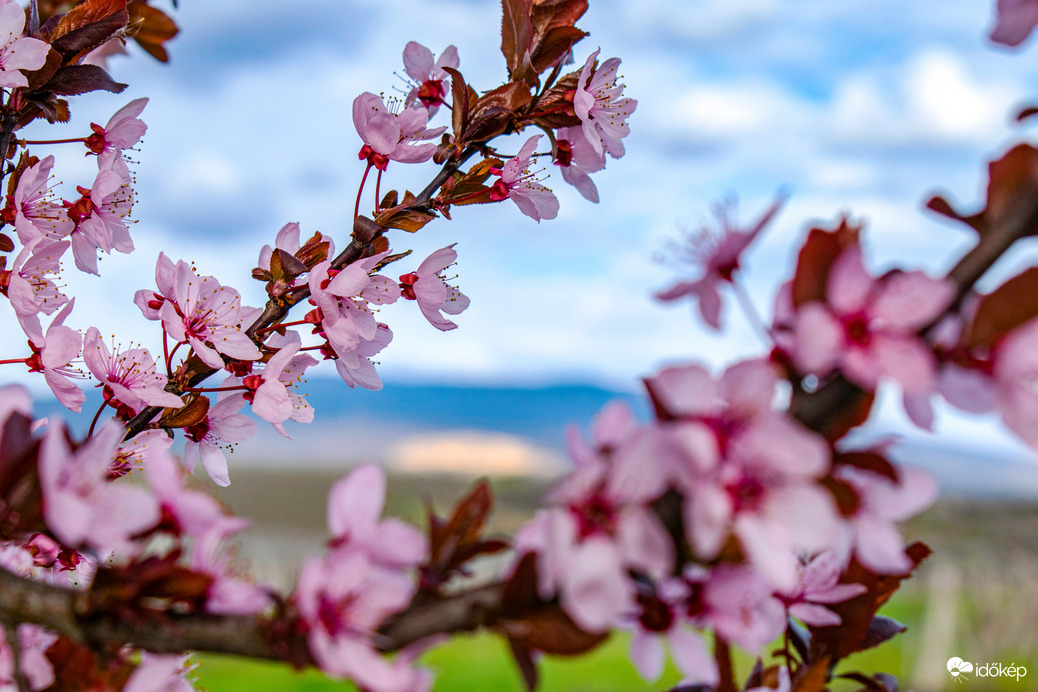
572;490;618;539
358;144;390;171
636;593;674;633
488;179;510;202
399;272;419;300
417;80;446;107
185;417;210;443
842;311;872;347
726;475;766;513
64;187;95;224
554;140;573;167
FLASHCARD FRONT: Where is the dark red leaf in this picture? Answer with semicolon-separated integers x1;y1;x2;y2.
501;0;533;77
964;267;1038;348
50;10;129;61
128;1;179;63
790;219;862;308
531;25;587;73
49;0;126;41
158;393;208;429
859;615;906;652
271;248;307;280
809;542;930;663
926;144;1038;241
833;451;899;483
42;64;127;96
1017;105;1038;122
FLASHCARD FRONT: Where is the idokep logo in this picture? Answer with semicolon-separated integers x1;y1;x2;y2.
947;657;973;683
947;656;1028;684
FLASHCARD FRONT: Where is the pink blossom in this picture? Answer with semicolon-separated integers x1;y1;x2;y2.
83;327;183;413
573;49;636;158
296;550;429;692
645;360;837;590
993;317;1038;449
39;421;160;554
398;245;470;331
554;126;606;203
700;565;786;652
3;155;73;248
308;258;385;358
327;464;427;569
20;300;86;412
488;135;559;222
402;41;458;113
835;464;937;574
0;3;49;89
234;332;317;438
352;92;445;170
778;552;866;626
124;653;195;692
64;160;136;275
0;624;57;691
133;252;177;321
515;403;673;632
143;436;226;536
85;98;148;179
0;385;32;443
191;518;272;616
990;0;1038;46
656;195;784;330
901;310;997;430
157;260;262;369
183;395;257;487
5;240;69;319
794;246;954;395
627;578;718;685
333;322;393;391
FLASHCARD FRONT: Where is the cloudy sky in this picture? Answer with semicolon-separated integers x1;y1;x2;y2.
7;0;1038;452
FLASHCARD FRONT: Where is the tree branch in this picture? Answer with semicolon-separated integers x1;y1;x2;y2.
0;565;503;665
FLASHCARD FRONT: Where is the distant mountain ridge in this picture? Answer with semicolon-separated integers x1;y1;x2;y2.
299;377;650;449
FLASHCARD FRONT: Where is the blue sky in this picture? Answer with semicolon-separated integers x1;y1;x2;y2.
7;0;1038;455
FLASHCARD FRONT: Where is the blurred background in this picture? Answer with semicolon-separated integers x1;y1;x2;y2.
8;0;1038;688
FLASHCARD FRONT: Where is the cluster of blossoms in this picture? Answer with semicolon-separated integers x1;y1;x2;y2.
516;357;935;686
0;1;645;687
0;0;1032;690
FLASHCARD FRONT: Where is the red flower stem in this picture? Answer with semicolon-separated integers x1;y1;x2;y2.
374;168;384;213
86;400;107;439
161;326;172;378
21;137;87;145
166;341;181;376
181;385;248;393
0;358;28;365
297;345;327;352
354;162;373;220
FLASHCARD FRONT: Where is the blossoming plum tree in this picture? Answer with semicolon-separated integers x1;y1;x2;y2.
0;0;1034;690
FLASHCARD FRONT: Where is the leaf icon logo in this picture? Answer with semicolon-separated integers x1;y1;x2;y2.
948;657;973;683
